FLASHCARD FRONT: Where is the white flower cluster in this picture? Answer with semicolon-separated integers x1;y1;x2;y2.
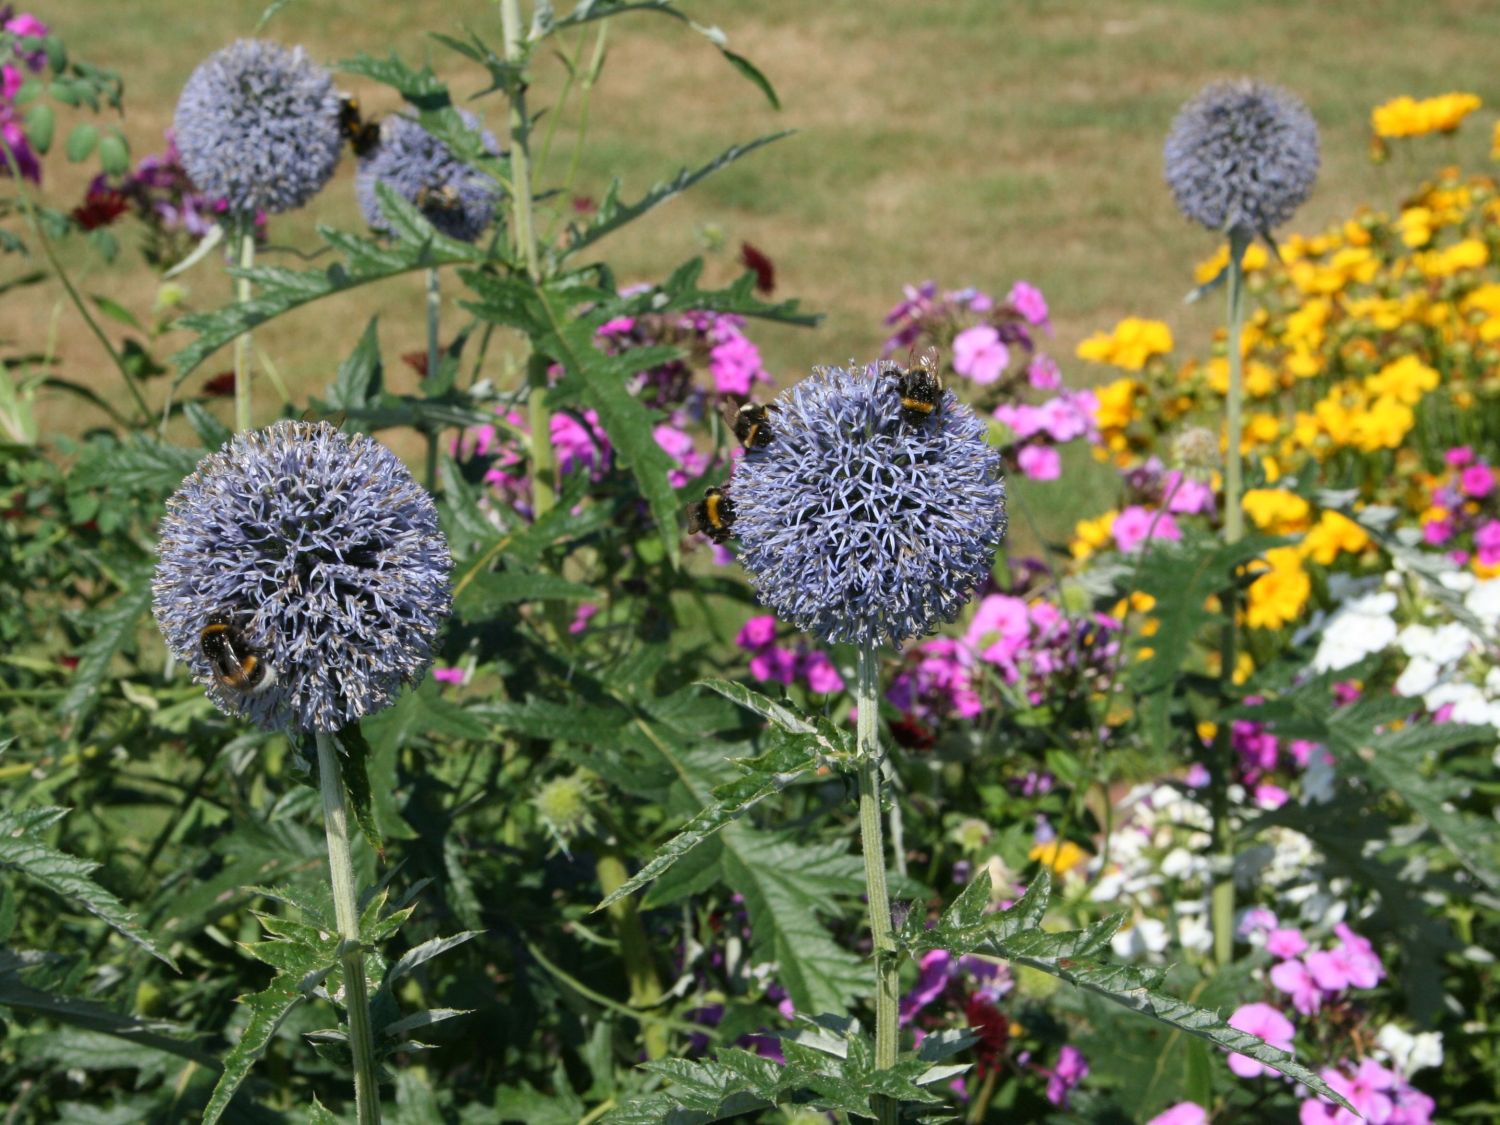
1374;1023;1444;1078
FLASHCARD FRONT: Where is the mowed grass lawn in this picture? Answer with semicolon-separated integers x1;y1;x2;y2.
14;0;1500;534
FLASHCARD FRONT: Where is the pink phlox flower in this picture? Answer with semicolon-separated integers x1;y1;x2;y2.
1112;505;1181;553
965;594;1030;667
749;645;799;685
1460;462;1495;498
1044;1044;1088;1107
1300;1059;1396;1125
551;409;610;478
653;422;706;487
884;280;938;326
736;615;778;650
993;402;1047;439
802;650;845;693
1266;927;1309;959
1165;471;1218;515
1017;444;1061;480
709;333;766;396
1389;1081;1435;1125
1239;906;1278;936
1254;782;1290;809
900;950;954;1024
953;324;1010;384
1474;519;1500;565
1444;445;1475;468
597;315;636;336
1036;392;1096;442
1147;1104;1208;1125
1027;354;1062;389
1226;1001;1296;1078
1331;923;1384;987
1421;518;1454;546
1;64;22;100
432;666;464;684
569;603;598;634
1270;957;1323;1016
1184;761;1211;787
1007;281;1050;328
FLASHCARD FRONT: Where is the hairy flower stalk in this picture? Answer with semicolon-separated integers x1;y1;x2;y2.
154;421;450;1121
731;361;1006;1115
175;39;342;432
1165;80;1318;966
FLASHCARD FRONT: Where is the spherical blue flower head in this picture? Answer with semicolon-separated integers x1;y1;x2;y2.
153;421;452;733
1164;79;1319;238
355;108;502;243
173;39;342;217
732;363;1007;649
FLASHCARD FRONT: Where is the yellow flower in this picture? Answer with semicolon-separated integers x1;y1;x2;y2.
1284;297;1331;350
1029;839;1088;876
1070;512;1116;561
1243;488;1311;533
1397;206;1434;247
1193;241;1270;285
1301;510;1371;565
1493;120;1500;161
1415;238;1488;278
1371;92;1482;139
1349;395;1415;452
1364;355;1439;405
1244;412;1282;450
1245;547;1311;630
1462;282;1500;341
1077;318;1174;371
1092;377;1141;429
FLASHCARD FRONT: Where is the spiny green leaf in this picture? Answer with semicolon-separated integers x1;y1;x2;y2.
66;434;201;499
454;570;597;621
324;316;385;415
57;567;153;725
203;973;319;1125
383;930;482;990
901;867;1052;955
336;725;385;859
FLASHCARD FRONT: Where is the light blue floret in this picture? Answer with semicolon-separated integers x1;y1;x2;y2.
356;108;502;244
153;421;453;733
732;362;1007;649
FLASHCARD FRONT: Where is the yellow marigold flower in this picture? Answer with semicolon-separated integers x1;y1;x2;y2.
1244;488;1311;533
1029;839;1089;876
1397;206;1435;247
1493;120;1500;161
1475;558;1500;580
1245;546;1311;630
1371;92;1482;139
1070;511;1116;561
1416;238;1489;278
1234;651;1255;685
1077;318;1174;371
1245;412;1282;449
1286;347;1323;379
1129;591;1156;614
1136;646;1155;661
1284;297;1331;348
1291;410;1322;453
1364;355;1440;405
1196;720;1218;744
1350;395;1415;451
1092;377;1141;429
1193;241;1270;285
1301;509;1371;565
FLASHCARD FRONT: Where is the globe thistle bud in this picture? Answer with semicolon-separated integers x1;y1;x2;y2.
356;109;502;244
153;422;452;733
1164;79;1320;239
1173;426;1221;477
174;39;343;217
730;362;1007;649
533;771;599;846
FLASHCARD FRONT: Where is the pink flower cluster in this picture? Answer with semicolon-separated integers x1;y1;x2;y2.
1420;446;1500;567
1254;921;1385;1017
596;306;771;410
1301;1058;1434;1125
735;615;844;694
1200;711;1329;810
888;592;1121;723
1;11;50;182
993;388;1100;481
455;405;611;518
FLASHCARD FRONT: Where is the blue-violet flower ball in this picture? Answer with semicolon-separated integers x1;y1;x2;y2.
153;421;452;733
174;39;343;217
731;362;1007;649
1164;79;1320;238
356;108;502;243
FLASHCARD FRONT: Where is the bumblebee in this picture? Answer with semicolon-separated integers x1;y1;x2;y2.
722;401;774;450
200;612;275;696
686;486;736;544
888;347;944;427
338;95;381;157
414;184;462;213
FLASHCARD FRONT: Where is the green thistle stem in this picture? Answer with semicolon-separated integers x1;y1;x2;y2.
499;0;557;517
595;849;668;1060
316;732;381;1125
425;267;442;491
233;228;256;433
1211;229;1251;967
855;645;899;1125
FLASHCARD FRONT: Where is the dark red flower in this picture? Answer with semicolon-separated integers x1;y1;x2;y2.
72;188;130;231
202;371;235;397
571;195;597;215
739;241;775;295
402;350;429;378
889;712;937;752
965;994;1009;1076
58;655;80;670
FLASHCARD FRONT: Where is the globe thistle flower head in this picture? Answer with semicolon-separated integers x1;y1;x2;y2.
356;108;502;243
173;39;343;217
153;421;452;733
731;362;1007;649
1164;79;1319;239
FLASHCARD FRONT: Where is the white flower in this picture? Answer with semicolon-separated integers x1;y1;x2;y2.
1375;1024;1444;1077
1396;655;1442;697
1112;916;1170;959
1465;578;1500;631
1176;911;1214;955
1398;621;1477;665
1312;591;1398;671
1424;682;1498;726
1161;847;1207;881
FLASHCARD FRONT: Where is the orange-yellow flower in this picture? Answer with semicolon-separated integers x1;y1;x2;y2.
1349;395;1415;452
1193;241;1270;285
1077;318;1174;371
1070;512;1116;561
1364;355;1439;405
1243;488;1311;533
1245;547;1311;630
1371;93;1482;139
1030;839;1088;875
1415;238;1488;278
1301;510;1371;565
1092;377;1141;430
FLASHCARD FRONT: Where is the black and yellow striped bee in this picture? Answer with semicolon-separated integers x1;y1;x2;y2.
686;486;736;544
414;184;462;214
200;612;276;696
338;95;381;157
723;401;774;450
888;347;944;427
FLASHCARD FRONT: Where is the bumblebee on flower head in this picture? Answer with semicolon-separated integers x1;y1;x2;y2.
887;347;944;427
200;611;276;696
337;94;380;157
722;400;775;450
686;485;737;544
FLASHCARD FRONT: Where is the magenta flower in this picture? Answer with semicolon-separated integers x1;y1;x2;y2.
1007;281;1050;328
1474;519;1500;565
570;603;598;634
1445;445;1474;467
709;333;765;396
597;315;636;336
551;409;611;477
1299;1059;1396;1125
1421;518;1454;546
965;594;1030;667
1165;471;1218;515
1045;1044;1088;1107
432;666;464;684
1270;957;1322;1016
1036;392;1097;442
1239;906;1277;936
1018;445;1062;480
749;645;799;685
1460;462;1495;498
953;324;1010;384
1266;927;1309;959
653;422;707;488
1027;354;1062;389
1147;1104;1207;1125
736;615;778;650
1226;1002;1296;1078
802;651;845;693
1112;505;1182;553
